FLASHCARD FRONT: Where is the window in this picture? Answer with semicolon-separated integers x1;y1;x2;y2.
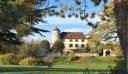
70;39;72;42
75;44;79;47
75;39;78;42
69;44;73;47
81;44;84;48
82;39;84;42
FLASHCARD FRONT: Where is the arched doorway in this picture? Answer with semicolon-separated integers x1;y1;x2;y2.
103;49;112;56
105;50;111;56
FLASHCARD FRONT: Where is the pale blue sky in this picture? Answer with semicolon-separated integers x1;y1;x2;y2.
24;0;104;43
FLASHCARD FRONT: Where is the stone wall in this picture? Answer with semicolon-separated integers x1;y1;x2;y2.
74;53;99;57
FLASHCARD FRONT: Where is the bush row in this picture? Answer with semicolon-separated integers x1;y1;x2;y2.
0;54;80;66
0;54;115;66
0;53;18;65
0;54;53;67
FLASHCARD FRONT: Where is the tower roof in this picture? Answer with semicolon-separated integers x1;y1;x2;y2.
53;27;60;31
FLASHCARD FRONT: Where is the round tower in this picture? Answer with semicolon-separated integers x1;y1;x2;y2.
51;27;60;45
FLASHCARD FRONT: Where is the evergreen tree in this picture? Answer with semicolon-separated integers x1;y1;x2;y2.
0;0;55;53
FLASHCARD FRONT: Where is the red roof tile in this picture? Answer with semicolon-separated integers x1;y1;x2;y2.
61;32;85;39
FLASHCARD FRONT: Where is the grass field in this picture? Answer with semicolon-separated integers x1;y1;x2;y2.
53;63;115;69
0;72;83;74
0;56;116;74
0;63;116;69
0;71;111;74
0;63;115;74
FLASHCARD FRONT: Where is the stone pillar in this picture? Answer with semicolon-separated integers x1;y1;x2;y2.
103;50;107;56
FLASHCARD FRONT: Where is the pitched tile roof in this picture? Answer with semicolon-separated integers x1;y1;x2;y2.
60;32;86;39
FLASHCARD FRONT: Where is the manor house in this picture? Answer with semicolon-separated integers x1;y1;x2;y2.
51;27;88;52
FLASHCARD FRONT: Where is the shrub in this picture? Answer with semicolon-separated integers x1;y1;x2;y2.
0;53;17;65
19;57;53;67
19;56;37;66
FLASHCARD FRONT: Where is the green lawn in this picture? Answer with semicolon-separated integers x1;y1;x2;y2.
0;56;116;74
0;63;115;74
0;63;116;69
53;56;116;69
53;63;116;69
0;71;83;74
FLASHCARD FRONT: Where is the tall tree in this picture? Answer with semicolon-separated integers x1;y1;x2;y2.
87;0;128;72
19;40;41;57
51;40;65;55
40;40;50;50
114;0;128;72
86;20;121;53
0;0;55;53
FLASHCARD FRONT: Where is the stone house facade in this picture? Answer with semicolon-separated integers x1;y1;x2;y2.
51;27;88;52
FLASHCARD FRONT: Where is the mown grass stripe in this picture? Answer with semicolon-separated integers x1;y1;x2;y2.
0;67;111;73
